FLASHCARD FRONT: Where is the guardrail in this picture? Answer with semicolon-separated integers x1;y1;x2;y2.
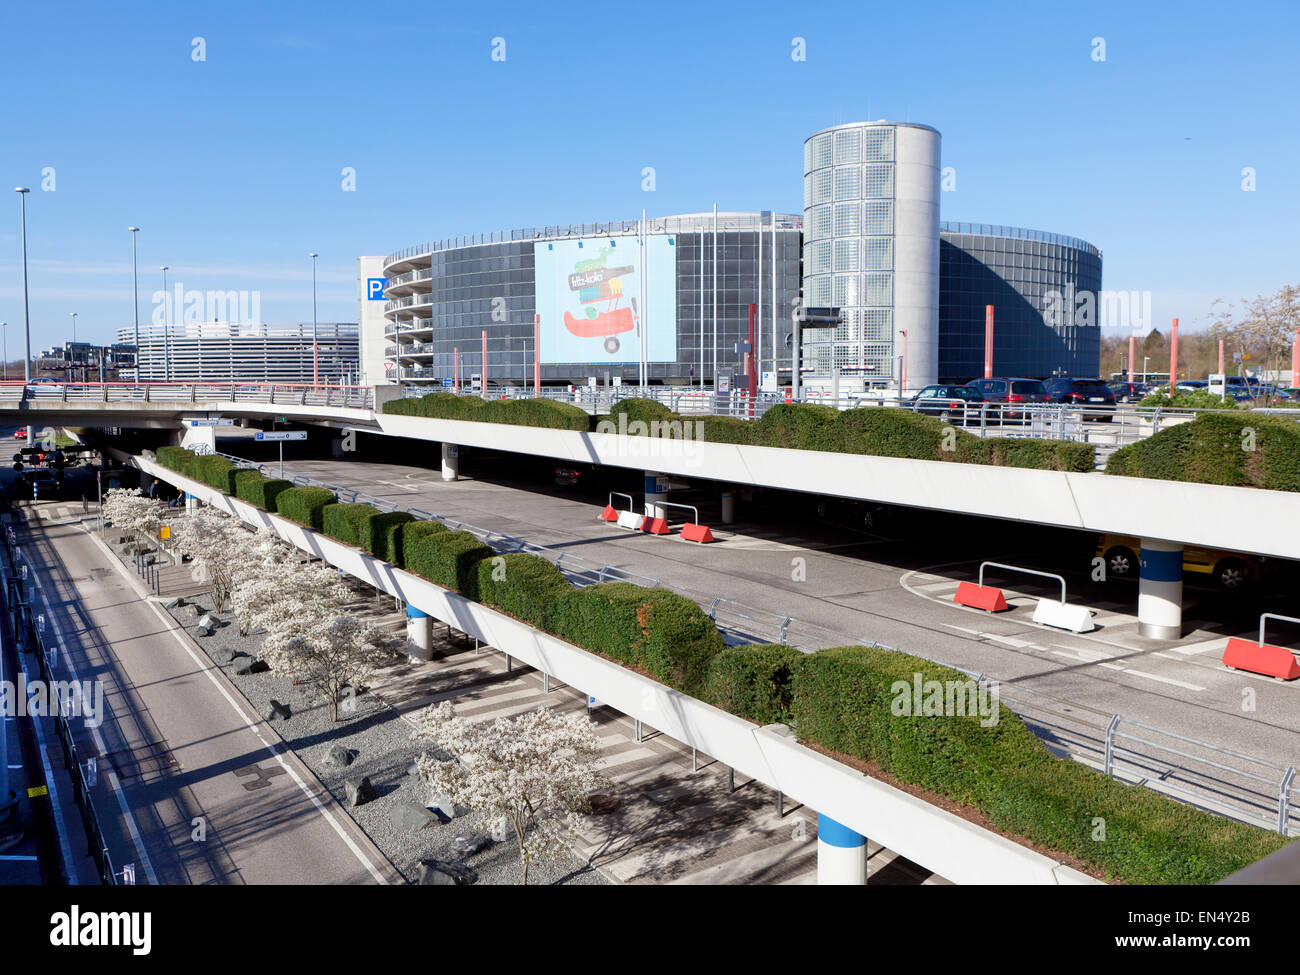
0;515;123;884
0;381;374;410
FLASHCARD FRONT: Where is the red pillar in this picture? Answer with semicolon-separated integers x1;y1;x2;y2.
1169;318;1179;388
1293;332;1300;389
1218;338;1225;378
533;315;541;398
1128;334;1136;383
481;330;488;398
747;302;757;407
984;305;994;379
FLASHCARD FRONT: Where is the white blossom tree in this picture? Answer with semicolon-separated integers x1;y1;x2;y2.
101;488;168;535
230;545;351;636
168;508;261;611
264;614;391;721
411;703;611;884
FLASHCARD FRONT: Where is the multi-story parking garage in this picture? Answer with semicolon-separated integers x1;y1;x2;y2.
363;120;1103;392
375;213;803;388
119;322;360;383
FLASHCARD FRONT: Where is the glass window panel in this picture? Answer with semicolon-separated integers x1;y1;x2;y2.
834;128;860;164
833;238;858;271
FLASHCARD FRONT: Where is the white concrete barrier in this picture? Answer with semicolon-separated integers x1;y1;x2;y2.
1032;599;1095;633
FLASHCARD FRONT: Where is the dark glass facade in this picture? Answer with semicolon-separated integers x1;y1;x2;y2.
938;224;1103;383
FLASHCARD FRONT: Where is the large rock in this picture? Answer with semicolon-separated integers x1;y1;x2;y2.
325;745;358;768
197;613;219;630
267;699;291;721
193;623;212;638
163;596;185;610
430;795;470;820
389;801;438;832
416;859;477;886
345;776;377;808
450;834;492;857
233;656;268;676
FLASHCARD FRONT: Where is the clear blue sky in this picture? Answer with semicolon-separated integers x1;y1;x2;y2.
2;0;1296;352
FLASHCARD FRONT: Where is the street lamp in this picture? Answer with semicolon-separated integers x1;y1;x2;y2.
1142;356;1150;385
309;252;319;386
161;266;170;381
16;188;33;444
0;322;6;380
129;226;140;381
69;312;78;383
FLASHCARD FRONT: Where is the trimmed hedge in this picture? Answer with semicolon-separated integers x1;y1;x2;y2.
321;503;380;548
399;519;449;569
156;446;197;472
606;397;677;434
1106;413;1300;492
757;403;841;452
786;645;1289;884
234;470;292;511
550;583;726;695
704;644;805;725
382;391;589;431
274;486;337;530
364;511;415;565
186;455;240;494
696;415;756;445
406;529;492;598
475;552;572;630
957;437;1096;472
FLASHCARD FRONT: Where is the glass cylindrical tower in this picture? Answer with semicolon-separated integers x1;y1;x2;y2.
802;121;941;391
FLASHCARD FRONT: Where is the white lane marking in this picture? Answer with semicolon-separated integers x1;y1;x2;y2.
1171;637;1230;656
1122;669;1205;692
983;633;1037;650
84;526;390;885
376;480;420;493
915;580;960;593
20;543;160;886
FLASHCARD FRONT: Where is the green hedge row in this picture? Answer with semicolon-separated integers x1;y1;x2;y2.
1107;413;1300;491
383;391;590;431
158;461;1290;883
321;503;379;548
602;399;1096;472
156;446;197;471
365;511;415;565
274;486;337;530
233;470;293;511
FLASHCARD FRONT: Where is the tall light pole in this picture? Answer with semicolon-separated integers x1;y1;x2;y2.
69;312;78;383
16;188;33;444
129;226;140;381
309;252;319;386
0;322;7;380
161;266;170;381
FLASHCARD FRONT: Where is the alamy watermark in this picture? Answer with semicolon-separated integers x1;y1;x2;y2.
1;674;104;728
1042;285;1152;334
890;672;999;727
593;412;708;463
152;282;261;325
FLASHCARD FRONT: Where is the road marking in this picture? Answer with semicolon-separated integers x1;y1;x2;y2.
1171;636;1229;656
83;526;391;885
1122;669;1205;692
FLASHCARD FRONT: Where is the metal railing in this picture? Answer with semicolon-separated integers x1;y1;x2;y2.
1;520;122;883
0;380;374;410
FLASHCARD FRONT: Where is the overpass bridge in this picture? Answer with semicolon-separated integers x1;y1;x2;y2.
6;381;1299;639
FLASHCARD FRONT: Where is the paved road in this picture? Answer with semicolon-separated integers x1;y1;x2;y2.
230;447;1300;831
13;498;401;885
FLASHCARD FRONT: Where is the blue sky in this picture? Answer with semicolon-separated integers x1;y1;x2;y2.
1;0;1296;352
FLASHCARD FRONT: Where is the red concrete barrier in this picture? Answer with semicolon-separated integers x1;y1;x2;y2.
681;523;715;544
1223;638;1300;680
599;505;619;522
953;581;1008;613
641;517;671;535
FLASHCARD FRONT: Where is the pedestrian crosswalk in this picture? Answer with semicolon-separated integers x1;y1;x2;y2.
369;639;944;886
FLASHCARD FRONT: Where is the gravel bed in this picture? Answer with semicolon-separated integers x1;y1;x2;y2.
106;536;610;886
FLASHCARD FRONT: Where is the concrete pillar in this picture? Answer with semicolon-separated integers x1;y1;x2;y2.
1138;538;1183;640
441;443;459;482
720;490;736;524
180;425;216;453
817;813;867;884
643;472;667;520
406;604;433;661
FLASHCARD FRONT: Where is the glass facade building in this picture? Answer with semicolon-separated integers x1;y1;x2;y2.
116;322;359;383
938;223;1103;382
381;213;802;387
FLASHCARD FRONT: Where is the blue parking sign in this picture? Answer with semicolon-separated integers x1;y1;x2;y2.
367;278;387;300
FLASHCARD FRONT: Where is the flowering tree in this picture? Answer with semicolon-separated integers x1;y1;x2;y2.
230;546;351;636
263;614;391;721
101;488;168;535
168;508;261;611
411;703;611;884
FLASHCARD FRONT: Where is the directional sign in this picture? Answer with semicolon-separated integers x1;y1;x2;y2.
184;418;224;427
255;431;307;442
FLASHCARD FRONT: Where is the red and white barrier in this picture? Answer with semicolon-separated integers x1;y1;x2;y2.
953;581;1008;612
1223;638;1300;680
681;523;716;544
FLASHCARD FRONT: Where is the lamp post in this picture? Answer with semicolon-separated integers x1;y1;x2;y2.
161;266;170;381
69;312;78;383
1142;356;1150;385
16;188;33;444
0;322;6;380
309;252;319;386
129;226;140;381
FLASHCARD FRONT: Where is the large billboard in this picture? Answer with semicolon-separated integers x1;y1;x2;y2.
534;236;677;364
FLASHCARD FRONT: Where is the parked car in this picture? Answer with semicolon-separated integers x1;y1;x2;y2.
1095;533;1265;590
1108;381;1149;404
812;496;908;534
909;384;986;422
964;377;1049;419
1176;380;1208;392
12;427;27;440
1042;377;1115;420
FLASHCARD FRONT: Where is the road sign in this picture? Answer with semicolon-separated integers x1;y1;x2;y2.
254;431;307;442
159;525;171;540
184;418;223;427
441;378;453;387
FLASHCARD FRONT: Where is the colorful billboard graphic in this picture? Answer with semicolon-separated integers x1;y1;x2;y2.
534;236;677;364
